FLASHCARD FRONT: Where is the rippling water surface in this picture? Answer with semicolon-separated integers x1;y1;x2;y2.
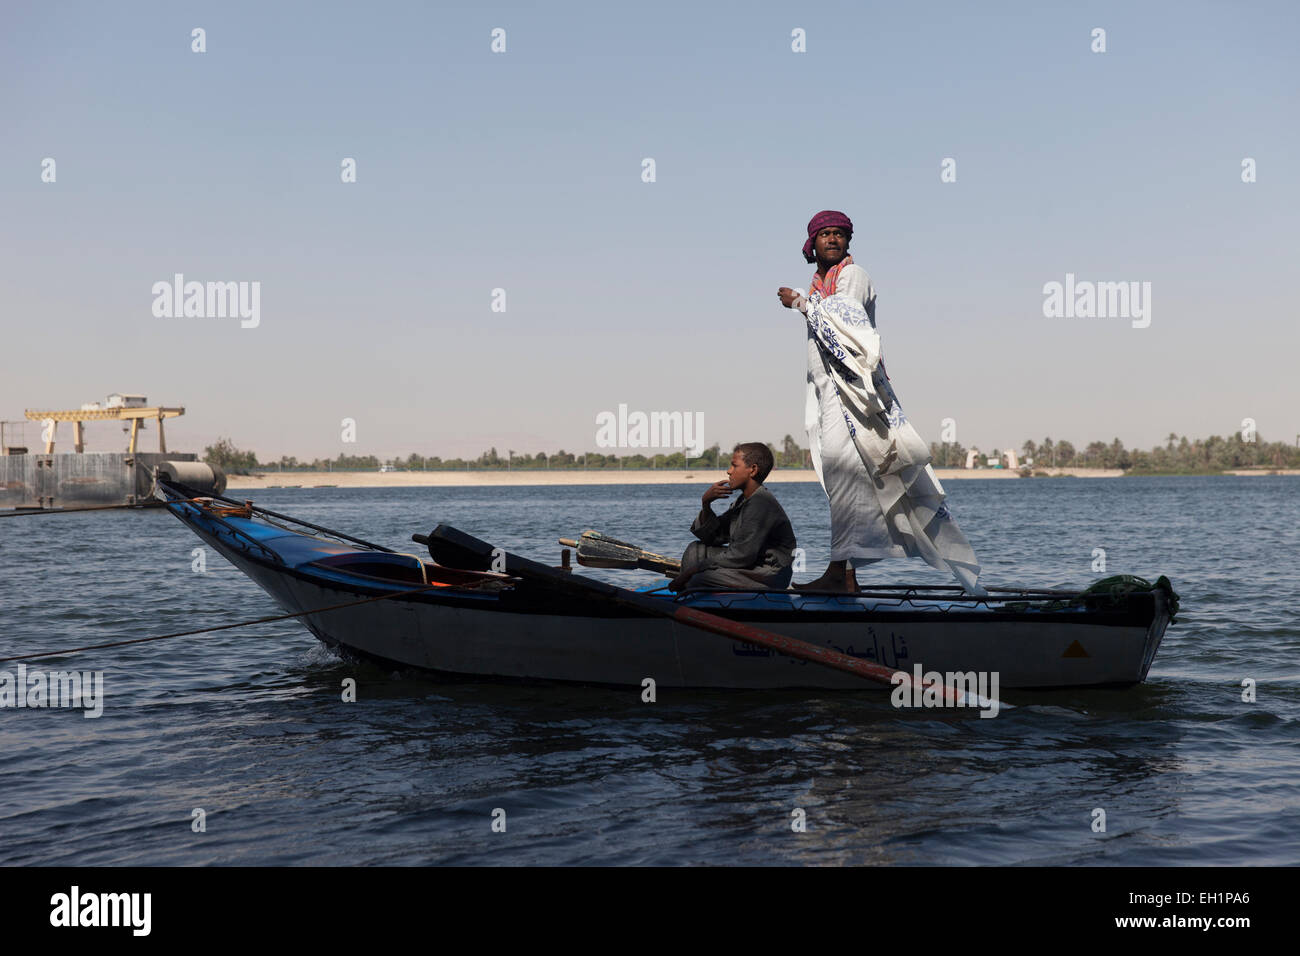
1;476;1296;865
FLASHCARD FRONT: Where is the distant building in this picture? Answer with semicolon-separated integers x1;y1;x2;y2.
962;447;1021;469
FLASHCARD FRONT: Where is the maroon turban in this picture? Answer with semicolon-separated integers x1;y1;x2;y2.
802;210;853;263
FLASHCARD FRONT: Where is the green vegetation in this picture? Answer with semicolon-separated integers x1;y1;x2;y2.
239;437;812;472
209;429;1299;475
1013;432;1297;474
201;437;258;475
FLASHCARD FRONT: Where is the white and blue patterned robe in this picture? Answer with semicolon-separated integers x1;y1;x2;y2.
794;264;985;594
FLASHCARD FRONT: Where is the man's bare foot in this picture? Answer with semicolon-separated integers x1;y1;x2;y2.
794;560;855;592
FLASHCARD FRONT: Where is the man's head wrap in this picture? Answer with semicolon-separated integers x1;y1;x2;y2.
802;210;854;263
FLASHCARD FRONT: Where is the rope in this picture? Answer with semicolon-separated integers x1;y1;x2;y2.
0;582;450;664
0;496;211;519
159;479;394;553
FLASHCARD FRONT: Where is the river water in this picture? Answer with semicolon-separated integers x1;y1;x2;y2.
1;476;1296;865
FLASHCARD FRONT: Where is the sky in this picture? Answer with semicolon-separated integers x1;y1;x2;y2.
2;1;1297;462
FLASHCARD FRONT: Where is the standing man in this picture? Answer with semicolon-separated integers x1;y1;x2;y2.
777;210;985;594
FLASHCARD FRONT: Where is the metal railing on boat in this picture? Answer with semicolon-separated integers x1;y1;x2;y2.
155;477;394;553
652;585;1089;602
160;495;286;566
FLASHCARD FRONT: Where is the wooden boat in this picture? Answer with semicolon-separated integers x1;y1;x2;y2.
154;480;1178;691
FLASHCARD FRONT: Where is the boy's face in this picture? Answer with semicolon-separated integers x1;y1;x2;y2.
726;451;757;488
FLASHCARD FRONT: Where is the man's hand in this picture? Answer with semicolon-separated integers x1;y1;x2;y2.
668;571;693;592
702;479;733;506
777;287;799;308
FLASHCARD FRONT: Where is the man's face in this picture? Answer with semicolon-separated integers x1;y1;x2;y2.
726;452;756;488
814;227;849;265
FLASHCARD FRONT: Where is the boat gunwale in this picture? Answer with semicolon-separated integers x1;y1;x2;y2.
169;510;1161;629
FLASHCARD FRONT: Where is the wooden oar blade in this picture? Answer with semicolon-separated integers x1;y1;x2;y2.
576;555;641;569
566;529;682;574
572;533;643;568
582;530;677;564
579;530;644;551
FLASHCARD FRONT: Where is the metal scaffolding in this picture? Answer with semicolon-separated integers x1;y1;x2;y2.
24;406;185;454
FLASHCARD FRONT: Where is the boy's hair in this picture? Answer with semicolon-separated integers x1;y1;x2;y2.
733;442;775;484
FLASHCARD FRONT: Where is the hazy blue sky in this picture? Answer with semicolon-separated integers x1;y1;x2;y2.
2;1;1296;461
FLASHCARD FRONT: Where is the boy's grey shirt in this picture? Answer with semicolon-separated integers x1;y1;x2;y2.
689;485;796;575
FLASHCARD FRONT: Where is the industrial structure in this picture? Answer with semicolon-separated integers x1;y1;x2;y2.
23;396;185;454
1;394;224;511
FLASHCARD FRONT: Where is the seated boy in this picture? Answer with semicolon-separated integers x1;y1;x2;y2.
669;442;797;591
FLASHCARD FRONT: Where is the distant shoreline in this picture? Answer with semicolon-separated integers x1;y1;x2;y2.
222;467;1299;490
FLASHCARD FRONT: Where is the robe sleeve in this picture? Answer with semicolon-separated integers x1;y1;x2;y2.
833;265;876;327
691;507;729;546
703;494;780;569
799;265;882;376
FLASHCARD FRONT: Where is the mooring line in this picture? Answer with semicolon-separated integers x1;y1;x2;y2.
0;497;211;519
1;502;154;518
0;583;448;664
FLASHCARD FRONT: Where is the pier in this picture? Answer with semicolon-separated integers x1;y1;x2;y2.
1;394;224;512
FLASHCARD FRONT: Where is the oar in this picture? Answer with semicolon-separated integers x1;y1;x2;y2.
558;530;681;575
415;524;1007;711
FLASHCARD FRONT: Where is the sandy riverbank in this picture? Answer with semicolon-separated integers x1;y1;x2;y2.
223;466;1154;490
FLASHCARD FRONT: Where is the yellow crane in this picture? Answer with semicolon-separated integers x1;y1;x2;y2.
25;405;185;454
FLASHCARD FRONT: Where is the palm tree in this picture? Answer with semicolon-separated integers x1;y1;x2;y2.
781;434;801;468
1108;437;1129;469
